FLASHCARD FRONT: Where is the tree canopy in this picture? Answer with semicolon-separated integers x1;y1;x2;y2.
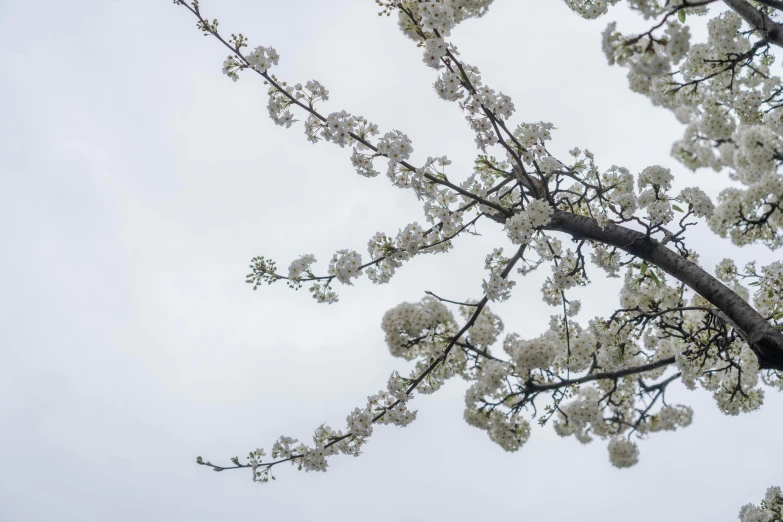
173;1;783;518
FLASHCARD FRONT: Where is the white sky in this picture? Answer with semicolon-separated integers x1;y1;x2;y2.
1;0;781;520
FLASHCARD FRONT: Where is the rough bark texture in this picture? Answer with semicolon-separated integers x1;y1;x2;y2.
546;210;783;371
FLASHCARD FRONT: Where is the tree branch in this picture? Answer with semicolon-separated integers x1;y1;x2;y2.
526;356;677;393
546;210;783;370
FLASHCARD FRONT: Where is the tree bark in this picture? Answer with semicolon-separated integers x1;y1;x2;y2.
546;210;783;371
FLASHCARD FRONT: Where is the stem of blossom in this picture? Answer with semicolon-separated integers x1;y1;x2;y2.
639;371;682;393
424;290;479;307
546;210;783;370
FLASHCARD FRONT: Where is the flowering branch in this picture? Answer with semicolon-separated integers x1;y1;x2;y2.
171;0;783;502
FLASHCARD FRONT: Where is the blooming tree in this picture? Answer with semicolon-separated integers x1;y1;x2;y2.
172;0;783;518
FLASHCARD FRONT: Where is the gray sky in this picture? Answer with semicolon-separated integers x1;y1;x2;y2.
1;0;781;520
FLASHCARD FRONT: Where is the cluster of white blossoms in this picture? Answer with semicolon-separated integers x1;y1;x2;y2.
422;187;463;232
709;172;783;248
267;80;331;129
395;0;454;40
504;331;558;371
459;318;533;451
386;370;410;401
715;259;783;343
433;68;464;101
590;243;622;277
395;0;497;41
711;343;765;415
381;296;456;359
267;84;296;128
266;432;336;474
504;199;554;245
245;45;279;74
546;249;586;302
346;407;374;438
619;263;679;313
565;0;619;20
603;164;638;219
380;299;469;395
365;222;427;284
482;248;515;301
731;126;782;183
308;282;338;304
321;110;360;148
221;55;241;82
350;148;380;178
738;486;783;522
638;164;674;189
463;359;526;447
301;79;329;103
418;0;457;35
422;37;448;68
394;222;426;256
679;186;714;218
638;404;693;433
664;19;690;64
606;438;639;468
555;155;643;226
636;165;675;225
460;302;503;349
376;130;414;174
288;254;316;280
756;261;783;319
554;387;610;442
327;249;363;285
620;21;691;77
220;45;280;82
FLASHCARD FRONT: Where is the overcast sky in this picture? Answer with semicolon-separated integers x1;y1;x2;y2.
2;1;781;520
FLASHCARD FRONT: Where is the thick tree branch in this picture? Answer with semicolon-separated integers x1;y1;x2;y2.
723;0;783;47
546;211;783;370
